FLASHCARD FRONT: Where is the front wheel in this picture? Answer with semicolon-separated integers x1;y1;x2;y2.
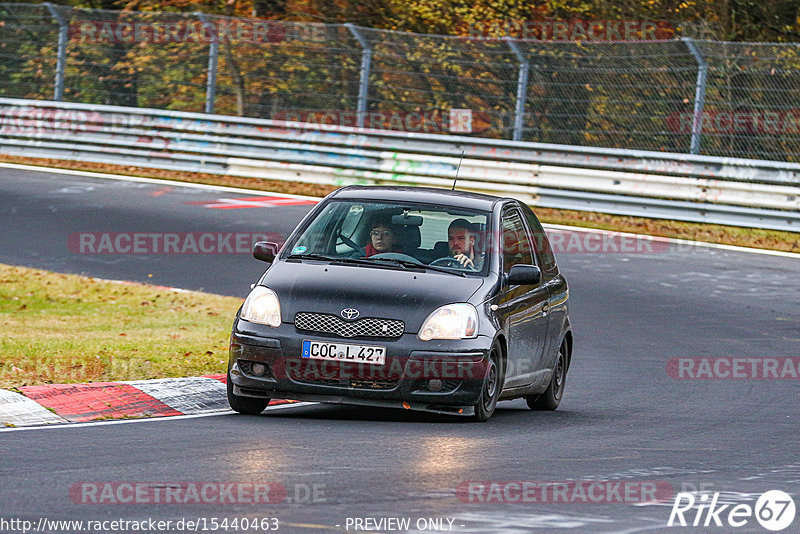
526;340;568;411
227;372;270;415
473;342;504;422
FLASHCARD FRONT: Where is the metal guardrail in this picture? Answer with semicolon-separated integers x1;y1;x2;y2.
0;97;798;232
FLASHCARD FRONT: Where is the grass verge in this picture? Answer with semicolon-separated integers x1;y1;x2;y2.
0;263;242;388
1;154;798;253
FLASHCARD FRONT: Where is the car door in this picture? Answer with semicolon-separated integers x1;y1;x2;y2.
493;206;550;389
522;205;567;372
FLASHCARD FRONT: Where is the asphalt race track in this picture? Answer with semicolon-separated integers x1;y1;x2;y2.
1;166;798;533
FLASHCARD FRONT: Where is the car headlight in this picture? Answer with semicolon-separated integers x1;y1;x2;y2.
418;303;478;341
240;286;281;327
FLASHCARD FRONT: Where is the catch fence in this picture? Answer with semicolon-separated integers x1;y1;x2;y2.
2;4;800;161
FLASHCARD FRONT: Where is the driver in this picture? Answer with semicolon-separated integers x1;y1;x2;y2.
447;218;484;270
365;217;403;257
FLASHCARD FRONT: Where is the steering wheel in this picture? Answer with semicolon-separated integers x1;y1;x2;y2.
338;232;365;256
429;256;474;269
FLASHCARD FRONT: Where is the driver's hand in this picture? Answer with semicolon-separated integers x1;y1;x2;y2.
453;254;474;268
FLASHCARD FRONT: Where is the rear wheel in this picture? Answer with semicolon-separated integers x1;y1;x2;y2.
473;342;503;422
227;371;270;415
526;340;568;411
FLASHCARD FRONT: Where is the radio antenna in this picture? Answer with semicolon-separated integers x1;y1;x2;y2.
451;150;465;191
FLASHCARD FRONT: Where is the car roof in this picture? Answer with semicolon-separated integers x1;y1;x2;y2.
329;186;507;211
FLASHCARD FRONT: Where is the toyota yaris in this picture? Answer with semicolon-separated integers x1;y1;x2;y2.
227;186;572;421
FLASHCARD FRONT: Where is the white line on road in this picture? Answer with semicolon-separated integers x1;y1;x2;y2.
0;402;316;433
0;161;319;200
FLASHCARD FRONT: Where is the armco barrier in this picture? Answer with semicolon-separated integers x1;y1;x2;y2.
0;97;798;232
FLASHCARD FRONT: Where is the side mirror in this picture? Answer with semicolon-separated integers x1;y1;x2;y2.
253;241;279;263
506;264;541;286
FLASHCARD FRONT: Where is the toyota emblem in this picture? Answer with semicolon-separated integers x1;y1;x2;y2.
340;308;360;320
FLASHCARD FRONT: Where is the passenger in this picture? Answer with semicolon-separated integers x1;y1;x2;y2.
447;218;484;270
365;217;403;257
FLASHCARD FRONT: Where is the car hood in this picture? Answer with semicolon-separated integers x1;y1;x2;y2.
260;260;485;332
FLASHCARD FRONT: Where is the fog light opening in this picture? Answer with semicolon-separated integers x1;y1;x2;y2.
251;362;267;376
427;379;443;392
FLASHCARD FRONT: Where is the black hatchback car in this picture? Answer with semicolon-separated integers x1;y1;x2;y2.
228;186;572;421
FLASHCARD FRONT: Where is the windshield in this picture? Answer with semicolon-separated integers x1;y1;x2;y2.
283;200;491;275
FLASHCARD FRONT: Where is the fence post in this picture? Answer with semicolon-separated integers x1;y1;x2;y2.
345;23;371;129
44;3;67;101
505;38;529;142
682;37;708;155
196;12;218;114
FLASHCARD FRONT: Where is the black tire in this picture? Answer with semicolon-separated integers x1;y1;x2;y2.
473;342;504;422
227;372;270;415
526;340;568;411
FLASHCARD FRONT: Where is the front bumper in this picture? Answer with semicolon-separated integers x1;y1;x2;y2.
229;318;493;413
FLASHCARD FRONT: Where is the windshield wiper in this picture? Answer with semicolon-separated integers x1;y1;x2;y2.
371;258;467;277
286;254;466;276
286;253;339;262
286;254;408;270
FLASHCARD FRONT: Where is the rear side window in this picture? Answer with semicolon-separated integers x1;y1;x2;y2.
522;207;557;272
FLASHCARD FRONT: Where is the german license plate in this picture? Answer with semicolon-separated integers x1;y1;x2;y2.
301;340;386;365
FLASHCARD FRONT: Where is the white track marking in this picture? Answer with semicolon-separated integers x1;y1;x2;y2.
123;377;229;415
0;162;319;200
0;401;316;432
0;389;68;426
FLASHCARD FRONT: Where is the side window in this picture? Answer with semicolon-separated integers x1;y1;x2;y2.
522;207;557;272
502;209;534;274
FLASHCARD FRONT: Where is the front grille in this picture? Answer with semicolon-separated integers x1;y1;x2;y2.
287;368;398;390
295;312;404;338
348;379;398;390
288;371;340;386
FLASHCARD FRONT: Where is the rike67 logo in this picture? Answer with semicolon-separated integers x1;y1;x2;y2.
668;490;796;531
